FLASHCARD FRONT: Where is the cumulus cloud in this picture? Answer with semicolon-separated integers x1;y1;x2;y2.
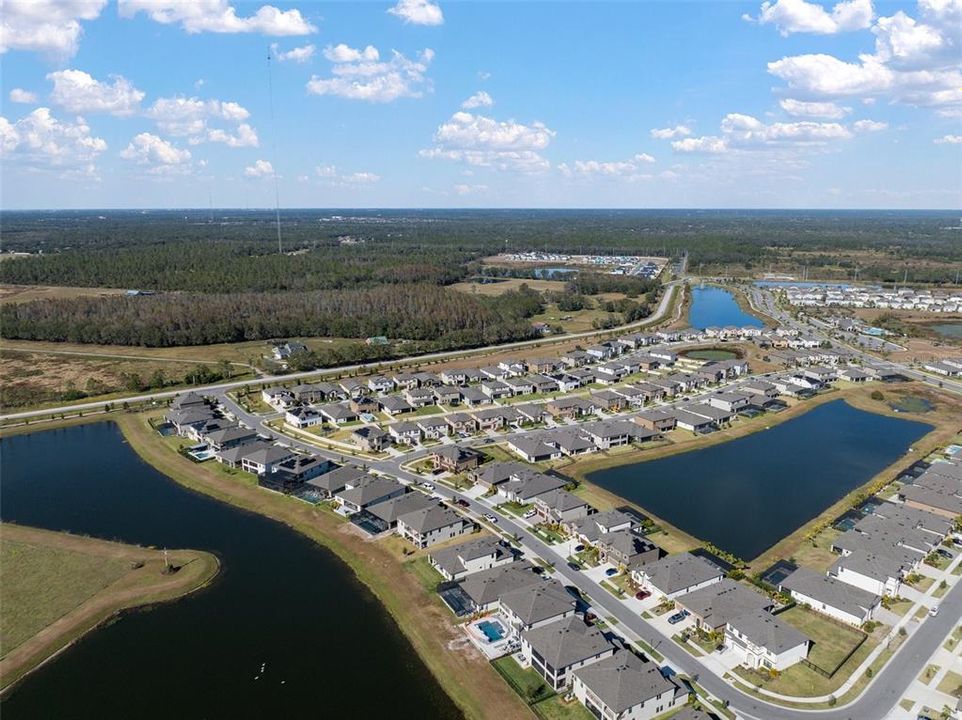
934;134;962;144
0;0;107;57
307;46;434;102
748;0;874;35
145;96;258;147
47;69;145;116
767;0;962;116
271;43;315;63
561;153;657;180
244;159;274;177
852;118;888;132
420;110;555;172
665;112;868;154
461;91;494;109
9;88;37;104
650;125;691;139
387;0;444;26
779;98;852;118
118;0;316;35
120;132;191;174
0;107;106;177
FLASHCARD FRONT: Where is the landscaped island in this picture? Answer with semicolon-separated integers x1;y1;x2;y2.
0;523;218;692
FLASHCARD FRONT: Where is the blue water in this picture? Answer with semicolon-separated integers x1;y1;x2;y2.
688;286;764;330
478;620;505;642
586;400;931;560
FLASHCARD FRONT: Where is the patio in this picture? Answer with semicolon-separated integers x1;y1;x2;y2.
463;613;518;660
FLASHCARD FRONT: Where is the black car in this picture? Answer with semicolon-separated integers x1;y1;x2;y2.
567;562;581;571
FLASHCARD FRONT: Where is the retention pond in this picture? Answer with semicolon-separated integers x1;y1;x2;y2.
586;400;931;560
0;423;461;719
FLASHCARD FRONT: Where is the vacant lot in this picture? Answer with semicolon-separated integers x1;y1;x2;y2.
0;523;217;690
449;278;568;296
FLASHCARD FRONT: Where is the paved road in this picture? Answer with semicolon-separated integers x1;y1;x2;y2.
217;391;962;720
0;280;684;423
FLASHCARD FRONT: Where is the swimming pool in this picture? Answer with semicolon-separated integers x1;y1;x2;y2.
477;620;505;642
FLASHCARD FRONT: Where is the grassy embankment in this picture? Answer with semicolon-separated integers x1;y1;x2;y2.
0;523;218;692
559;383;958;568
114;411;532;720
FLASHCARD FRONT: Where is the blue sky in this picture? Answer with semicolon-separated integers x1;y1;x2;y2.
1;0;959;209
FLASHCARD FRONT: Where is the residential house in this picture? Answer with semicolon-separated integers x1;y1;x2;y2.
550;429;597;457
338;378;369;399
497;471;568;503
367;375;393;394
674;579;773;632
271;341;307;361
633;408;677;432
566;510;638;545
349;396;379;415
459;387;489;407
546;397;596;420
380;396;414;417
707;392;752;414
533;489;590;524
216;439;273;469
509;435;564;463
520;616;614;691
581;419;641;449
500;581;577;634
284;406;324;429
434;386;462;406
350;425;391;452
725;610;810;671
471;461;532;490
528;357;560;374
241;445;297;476
631;553;723;599
260;455;334;493
474;407;512;431
780;567;880;627
560;350;590;367
596;529;661;570
166;406;217;436
481;380;513;401
459;561;542;612
392;372;420;391
572;650;683;720
445;412;477;436
429;534;516;581
430;445;482;473
305;465;367;498
335;477;406;514
417;416;449;441
590;390;628;412
261;386;295;409
513;404;547;426
389;421;422;446
318;402;358;425
404;386;436;408
829;551;907;596
504;377;536;396
672;409;716;433
205;425;259;451
397;505;474;548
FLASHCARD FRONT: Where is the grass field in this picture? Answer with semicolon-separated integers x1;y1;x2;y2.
779;606;865;672
0;284;128;305
0;523;218;691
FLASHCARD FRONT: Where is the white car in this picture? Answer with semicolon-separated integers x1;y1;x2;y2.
421;482;435;491
929;605;939;617
522;509;538;519
483;513;498;524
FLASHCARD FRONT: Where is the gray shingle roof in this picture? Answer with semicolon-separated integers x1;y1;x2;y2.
522;616;612;669
675;579;772;628
639;554;723;596
429;535;510;577
367;492;435;524
780;567;879;617
460;561;540;607
572;650;677;714
398;505;467;534
727;609;809;655
499;581;575;626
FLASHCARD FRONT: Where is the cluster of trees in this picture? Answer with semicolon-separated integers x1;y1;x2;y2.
564;273;660;298
0;284;542;348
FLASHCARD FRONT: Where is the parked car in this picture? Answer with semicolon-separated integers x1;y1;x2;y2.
522;509;538;519
929;605;939;617
567;562;581;571
483;513;498;524
454;499;469;508
421;482;435;491
604;568;618;577
634;590;651;601
574;544;585;552
937;548;952;559
668;610;690;625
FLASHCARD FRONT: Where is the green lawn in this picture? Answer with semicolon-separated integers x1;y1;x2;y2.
532;695;595;720
779;606;866;672
1;538;130;655
405;556;444;594
883;597;913;616
491;655;554;704
497;501;532;518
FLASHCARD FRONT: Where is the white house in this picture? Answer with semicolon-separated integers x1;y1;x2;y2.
572;650;682;720
725;610;810;671
520;616;614;690
780;567;880;627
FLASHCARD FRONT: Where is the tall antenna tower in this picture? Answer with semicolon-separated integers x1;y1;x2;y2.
267;47;283;254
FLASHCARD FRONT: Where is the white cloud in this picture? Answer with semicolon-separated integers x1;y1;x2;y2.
477;70;491;81
120;132;191;174
767;1;962;116
314;165;381;185
145;96;257;147
461;91;494;109
671;136;729;154
750;0;873;35
387;0;444;26
0;107;106;177
453;183;488;195
667;112;865;154
421;110;555;173
0;0;107;57
47;69;145;116
119;0;316;35
9;88;37;104
271;43;315;63
934;134;962;144
562;153;657;180
779;98;852;118
650;125;691;139
852;118;888;132
307;47;434;102
322;43;379;63
244;159;274;178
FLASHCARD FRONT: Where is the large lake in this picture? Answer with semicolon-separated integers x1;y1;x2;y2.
586;400;931;560
688;285;764;330
0;423;461;719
